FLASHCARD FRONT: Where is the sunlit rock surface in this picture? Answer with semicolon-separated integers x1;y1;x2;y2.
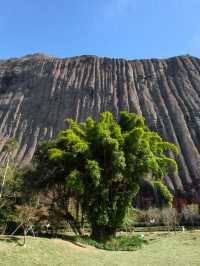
1;53;200;196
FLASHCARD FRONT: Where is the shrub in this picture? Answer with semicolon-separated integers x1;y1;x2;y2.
136;208;162;226
181;204;199;226
161;208;179;231
74;235;148;251
146;208;162;225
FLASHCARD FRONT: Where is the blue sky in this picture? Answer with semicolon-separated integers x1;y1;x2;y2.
0;0;200;60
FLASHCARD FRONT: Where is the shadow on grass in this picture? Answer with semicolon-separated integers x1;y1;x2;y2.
60;235;87;248
39;233;87;249
0;236;24;246
0;233;85;249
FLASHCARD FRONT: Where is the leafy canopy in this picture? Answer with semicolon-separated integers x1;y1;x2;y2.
32;111;178;241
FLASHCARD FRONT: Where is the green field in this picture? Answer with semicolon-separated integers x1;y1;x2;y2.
0;231;200;266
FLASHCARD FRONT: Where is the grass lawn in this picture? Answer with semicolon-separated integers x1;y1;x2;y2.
0;231;200;266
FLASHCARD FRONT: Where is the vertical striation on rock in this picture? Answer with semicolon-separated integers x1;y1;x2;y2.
0;53;200;197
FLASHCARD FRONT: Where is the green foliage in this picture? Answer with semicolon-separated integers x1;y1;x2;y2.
0;165;21;232
74;235;147;251
0;137;18;199
2;138;18;153
66;169;83;192
48;148;64;161
85;160;101;187
154;181;173;207
27;111;178;241
122;207;140;229
0;202;13;227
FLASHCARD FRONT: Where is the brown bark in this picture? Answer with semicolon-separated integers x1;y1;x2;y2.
91;225;116;242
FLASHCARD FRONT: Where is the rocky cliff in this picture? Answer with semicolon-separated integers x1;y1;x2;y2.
0;53;200;196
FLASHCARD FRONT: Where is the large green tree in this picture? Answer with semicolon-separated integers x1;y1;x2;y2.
28;112;178;241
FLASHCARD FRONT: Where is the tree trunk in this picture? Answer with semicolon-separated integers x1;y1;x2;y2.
23;227;27;247
91;225;116;242
64;211;84;236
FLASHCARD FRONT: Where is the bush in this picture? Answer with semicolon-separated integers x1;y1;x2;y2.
74;235;148;251
181;204;199;226
146;208;162;225
136;208;162;226
135;207;180;230
161;208;179;231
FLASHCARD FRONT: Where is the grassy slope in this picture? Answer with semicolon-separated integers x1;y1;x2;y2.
0;231;200;266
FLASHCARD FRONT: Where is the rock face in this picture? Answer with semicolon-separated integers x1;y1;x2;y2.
0;53;200;197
